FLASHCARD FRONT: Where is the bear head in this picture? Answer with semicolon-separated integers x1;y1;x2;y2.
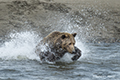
59;32;77;53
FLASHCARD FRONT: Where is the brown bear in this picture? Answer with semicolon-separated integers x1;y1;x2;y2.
35;31;81;62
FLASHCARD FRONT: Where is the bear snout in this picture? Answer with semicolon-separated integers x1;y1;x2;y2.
72;49;75;53
67;47;75;54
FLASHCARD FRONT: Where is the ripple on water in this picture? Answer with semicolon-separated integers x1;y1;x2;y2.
0;68;21;80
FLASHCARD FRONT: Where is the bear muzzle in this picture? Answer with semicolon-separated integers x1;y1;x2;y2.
72;49;75;53
67;47;76;54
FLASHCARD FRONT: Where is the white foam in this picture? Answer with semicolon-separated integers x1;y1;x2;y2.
58;53;75;63
0;31;40;60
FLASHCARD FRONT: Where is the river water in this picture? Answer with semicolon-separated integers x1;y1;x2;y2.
0;31;120;80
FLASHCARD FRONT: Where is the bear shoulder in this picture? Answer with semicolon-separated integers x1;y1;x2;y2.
43;31;62;43
45;31;61;38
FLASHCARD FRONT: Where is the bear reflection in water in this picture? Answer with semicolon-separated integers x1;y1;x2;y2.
35;31;81;62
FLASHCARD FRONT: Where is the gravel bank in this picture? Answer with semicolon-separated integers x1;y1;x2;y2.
0;0;120;43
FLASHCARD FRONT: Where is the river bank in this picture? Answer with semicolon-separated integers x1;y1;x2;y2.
0;0;120;43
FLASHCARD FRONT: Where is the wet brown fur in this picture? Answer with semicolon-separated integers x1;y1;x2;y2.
35;31;77;62
43;31;76;53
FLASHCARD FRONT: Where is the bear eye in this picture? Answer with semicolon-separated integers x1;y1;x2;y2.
69;43;71;45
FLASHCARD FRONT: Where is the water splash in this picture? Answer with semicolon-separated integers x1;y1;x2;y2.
0;31;88;63
0;31;40;60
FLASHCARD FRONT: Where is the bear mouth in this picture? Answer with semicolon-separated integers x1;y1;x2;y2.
71;52;76;54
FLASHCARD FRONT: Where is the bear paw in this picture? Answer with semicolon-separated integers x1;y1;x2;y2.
71;46;81;61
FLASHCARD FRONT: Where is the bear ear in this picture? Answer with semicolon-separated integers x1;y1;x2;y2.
61;34;66;39
72;33;77;37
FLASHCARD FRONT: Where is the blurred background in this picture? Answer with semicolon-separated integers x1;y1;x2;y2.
0;0;120;43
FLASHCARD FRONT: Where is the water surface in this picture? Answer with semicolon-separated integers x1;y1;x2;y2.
0;32;120;80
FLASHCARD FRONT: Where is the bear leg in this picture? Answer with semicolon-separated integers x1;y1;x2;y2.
71;46;81;61
39;51;56;62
